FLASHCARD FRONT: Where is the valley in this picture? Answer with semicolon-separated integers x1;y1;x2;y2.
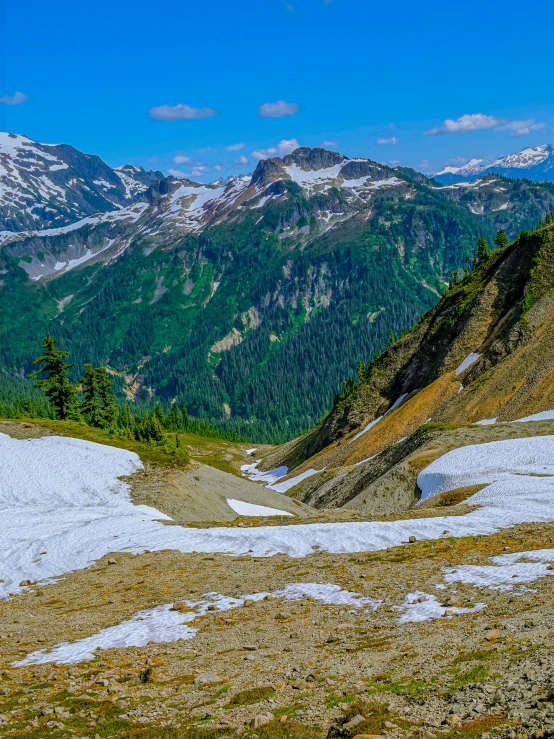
2;136;554;442
3;132;554;739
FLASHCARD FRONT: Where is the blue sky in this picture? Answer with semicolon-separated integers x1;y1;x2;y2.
1;0;553;180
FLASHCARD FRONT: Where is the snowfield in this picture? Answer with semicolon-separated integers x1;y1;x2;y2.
3;433;554;600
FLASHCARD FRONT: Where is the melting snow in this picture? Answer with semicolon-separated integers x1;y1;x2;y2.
398;591;485;623
5;434;554;600
350;394;407;444
473;410;554;426
351;416;383;442
226;499;292;517
240;462;288;485
387;393;408;414
455;352;480;375
268;469;321;493
15;583;379;665
513;410;554;423
444;549;554;591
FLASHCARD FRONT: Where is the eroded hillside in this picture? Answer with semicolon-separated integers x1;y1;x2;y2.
256;222;554;510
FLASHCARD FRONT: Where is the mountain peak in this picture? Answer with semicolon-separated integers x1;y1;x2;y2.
0;131;166;231
432;144;554;184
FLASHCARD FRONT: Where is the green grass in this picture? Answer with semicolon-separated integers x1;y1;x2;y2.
1;416;190;468
224;685;276;707
452;648;499;665
326;692;357;709
447;664;493;692
365;672;437;698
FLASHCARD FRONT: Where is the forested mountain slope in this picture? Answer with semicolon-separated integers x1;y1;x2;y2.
429;174;554;235
3;142;554;442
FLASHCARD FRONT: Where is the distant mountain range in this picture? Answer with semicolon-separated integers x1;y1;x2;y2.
432;144;554;184
1;134;554;441
0;132;164;231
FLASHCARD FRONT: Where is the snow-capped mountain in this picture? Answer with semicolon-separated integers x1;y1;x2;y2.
1;147;410;279
0;132;164;231
3;142;554;442
432;145;554;184
431;158;486;183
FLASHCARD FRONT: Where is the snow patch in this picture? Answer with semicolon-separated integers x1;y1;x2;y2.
351;416;383;442
15;583;378;665
513;410;554;423
226;499;293;517
398;591;485;623
6;434;554;601
455;352;480;375
268;469;321;493
240;462;289;485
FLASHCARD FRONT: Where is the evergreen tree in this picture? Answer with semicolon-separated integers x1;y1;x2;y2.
166;404;183;430
119;404;133;431
30;336;80;420
476;237;489;263
181;404;190;429
148;413;165;443
95;367;118;428
81;363;103;427
494;229;508;249
153;404;166;426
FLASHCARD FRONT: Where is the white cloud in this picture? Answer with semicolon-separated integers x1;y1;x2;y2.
419;159;430;171
173;154;191;164
234;155;249;166
0;91;29;105
252;138;300;160
322;139;339;148
376;137;399;145
191;165;209;176
214;164;223;172
424;113;501;135
167;169;187;178
258;100;300;118
226;142;245;151
500;119;545;137
424;113;546;137
149;103;218;121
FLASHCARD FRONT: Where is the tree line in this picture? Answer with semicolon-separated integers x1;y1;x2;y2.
21;335;246;445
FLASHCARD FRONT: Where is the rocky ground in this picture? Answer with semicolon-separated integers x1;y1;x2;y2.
1;520;554;739
1;420;554;739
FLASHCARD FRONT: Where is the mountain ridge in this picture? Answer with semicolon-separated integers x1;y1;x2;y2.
3;137;554;442
0;131;165;232
432;144;554;184
256;219;554;507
